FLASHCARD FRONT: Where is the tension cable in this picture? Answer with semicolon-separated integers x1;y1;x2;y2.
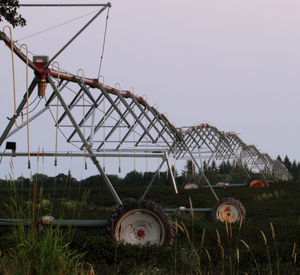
97;6;110;79
15;10;98;42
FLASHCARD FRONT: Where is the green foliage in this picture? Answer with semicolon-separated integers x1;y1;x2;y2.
255;190;284;201
0;184;92;275
1;226;85;275
277;154;300;180
184;160;196;177
80;174;122;186
123;170;143;185
0;177;299;274
0;0;26;27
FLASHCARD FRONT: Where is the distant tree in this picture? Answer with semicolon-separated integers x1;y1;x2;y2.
0;0;26;27
290;160;300;180
230;165;248;184
16;176;30;186
283;155;292;171
53;173;78;185
276;155;283;163
81;175;104;186
123;171;143;185
184;160;195;177
31;173;48;184
210;160;217;172
108;175;122;186
218;160;232;174
143;171;169;185
80;174;121;186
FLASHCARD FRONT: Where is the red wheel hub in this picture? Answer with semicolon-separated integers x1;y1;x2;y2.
135;228;146;239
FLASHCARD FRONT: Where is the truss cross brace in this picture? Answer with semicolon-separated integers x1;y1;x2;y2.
48;76;122;206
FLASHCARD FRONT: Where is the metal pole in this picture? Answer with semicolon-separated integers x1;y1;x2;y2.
48;76;122;206
1;152;164;158
6;107;49;139
184;144;220;201
140;158;166;201
164;152;178;194
18;3;111;7
0;78;38;148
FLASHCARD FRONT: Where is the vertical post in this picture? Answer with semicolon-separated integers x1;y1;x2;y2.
164;152;178;194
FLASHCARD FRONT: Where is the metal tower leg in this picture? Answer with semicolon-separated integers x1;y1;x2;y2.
184;144;220;202
140;157;166;201
0;77;38;148
165;152;178;194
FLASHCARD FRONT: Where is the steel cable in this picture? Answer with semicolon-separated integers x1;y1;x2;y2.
97;7;110;79
15;10;98;42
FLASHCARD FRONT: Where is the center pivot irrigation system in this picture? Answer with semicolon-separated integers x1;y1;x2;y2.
0;3;291;246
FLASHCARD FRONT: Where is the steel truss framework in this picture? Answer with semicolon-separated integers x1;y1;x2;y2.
0;3;294;246
0;17;291;208
177;124;291;181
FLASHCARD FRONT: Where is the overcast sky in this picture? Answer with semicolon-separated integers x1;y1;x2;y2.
0;0;300;179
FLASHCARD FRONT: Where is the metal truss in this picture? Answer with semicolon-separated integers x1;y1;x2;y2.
176;124;234;162
174;124;291;180
224;133;291;180
0;28;291;189
0;27;188;204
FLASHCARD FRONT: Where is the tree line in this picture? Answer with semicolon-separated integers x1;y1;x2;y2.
0;155;297;187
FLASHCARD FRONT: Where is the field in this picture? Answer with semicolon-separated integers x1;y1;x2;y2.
0;179;299;274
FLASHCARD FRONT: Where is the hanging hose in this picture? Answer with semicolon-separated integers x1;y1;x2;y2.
102;93;106;172
19;43;31;169
143;94;149;173
115;83;122;174
3;26;24;128
52;62;61;167
77;69;88;170
131;87;136;171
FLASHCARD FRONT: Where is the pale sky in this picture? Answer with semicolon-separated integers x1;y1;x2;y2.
0;0;299;179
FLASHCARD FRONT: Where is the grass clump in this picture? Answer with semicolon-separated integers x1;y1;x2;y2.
1;225;85;275
0;179;93;275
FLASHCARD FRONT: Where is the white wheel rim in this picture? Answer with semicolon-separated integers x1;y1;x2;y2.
115;209;165;245
216;203;240;223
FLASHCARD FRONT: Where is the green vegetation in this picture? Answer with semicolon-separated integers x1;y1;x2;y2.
0;178;299;274
0;0;26;27
0;157;299;274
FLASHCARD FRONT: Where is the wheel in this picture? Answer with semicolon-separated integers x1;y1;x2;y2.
248;179;267;187
212;197;246;223
108;198;174;246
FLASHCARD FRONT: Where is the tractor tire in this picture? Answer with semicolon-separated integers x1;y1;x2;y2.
211;197;246;223
108;198;174;246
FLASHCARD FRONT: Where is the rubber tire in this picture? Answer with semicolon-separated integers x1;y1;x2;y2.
108;198;174;246
211;197;246;223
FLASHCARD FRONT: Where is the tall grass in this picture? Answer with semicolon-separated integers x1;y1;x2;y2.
2;225;85;274
0;179;94;275
175;216;299;274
